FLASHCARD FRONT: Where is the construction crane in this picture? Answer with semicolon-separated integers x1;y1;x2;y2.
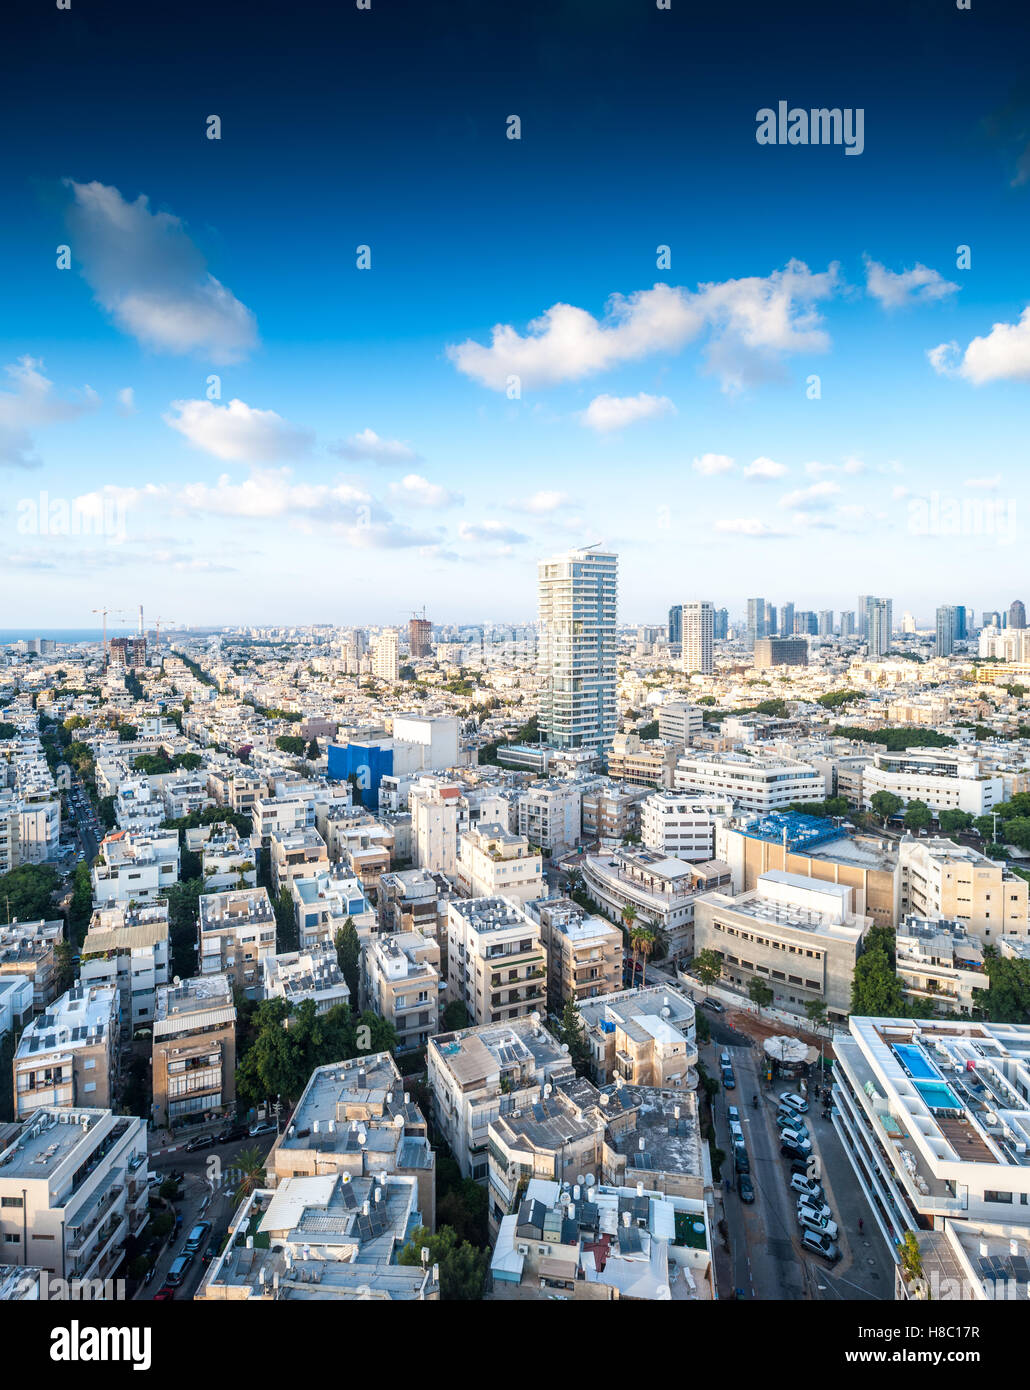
91;607;124;664
154;616;176;654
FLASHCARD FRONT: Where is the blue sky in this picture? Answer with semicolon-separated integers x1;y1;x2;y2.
2;0;1030;627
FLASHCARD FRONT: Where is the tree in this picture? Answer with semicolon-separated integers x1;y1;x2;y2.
555;998;591;1076
53;937;76;993
621;904;638;979
397;1224;488;1300
334;918;361;1000
117;722;138;742
440;999;471;1032
804;1000;828;1029
870;791;904;826
850;947;906;1017
897;1230;924;1288
631;923;657;987
275;735;305;756
973;815;997;842
274;885;298;952
748;977;774;1014
306;738;320;760
694;948;723;994
232;1146;268;1203
0;863;60;923
938;809;973;834
973;956;1030;1023
903;799;933;833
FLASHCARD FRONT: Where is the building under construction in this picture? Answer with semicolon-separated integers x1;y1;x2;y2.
108;636;148;670
408;612;432;658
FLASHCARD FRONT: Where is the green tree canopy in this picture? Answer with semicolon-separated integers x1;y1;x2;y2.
850;947;906;1017
870;790;904;825
903;799;933;832
397;1224;488;1300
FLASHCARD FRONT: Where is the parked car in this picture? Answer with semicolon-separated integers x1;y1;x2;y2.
797;1208;839;1241
801;1228;841;1263
779;1128;812;1152
780;1091;809;1113
217;1124;248;1144
796;1197;833;1223
738;1173;755;1204
777;1116;809;1141
249;1121;277;1138
788;1157;812;1178
781;1137;812;1158
184;1135;210;1153
165;1254;192;1287
721;1067;736;1090
719;1052;732;1068
203;1243;219;1265
726;1105;740;1124
152;1287;175;1301
184;1221;211;1255
790;1173;825;1201
703;998;724;1013
733;1144;750;1174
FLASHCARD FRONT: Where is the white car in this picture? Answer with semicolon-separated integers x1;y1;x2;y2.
797;1208;839;1241
790;1174;824;1201
797;1197;832;1223
780;1091;809;1113
780;1128;812;1153
801;1228;840;1262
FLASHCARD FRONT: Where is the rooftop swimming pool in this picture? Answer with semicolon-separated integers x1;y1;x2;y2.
915;1080;962;1111
894;1042;939;1081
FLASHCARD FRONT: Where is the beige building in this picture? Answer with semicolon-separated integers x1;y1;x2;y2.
895;916;986;1016
152;974;237;1129
361;931;440;1053
898;837;1029;946
445;896;547;1025
0;918;64;1013
606;733;678;790
580;780;648;846
0;1108;149;1287
577;985;698;1088
268;827;329;896
198;886;277;999
527;897;623;1008
693;869;870;1020
456;822;543;906
13;984;119;1120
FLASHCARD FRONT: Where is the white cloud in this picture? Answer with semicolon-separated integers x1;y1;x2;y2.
779;480;841;510
331;428;419;465
164;398;313;463
931;308;1030;384
579;392;675;433
743;456;788;480
864;256;959;309
458;521;530;544
692;453;735;476
64;180;258;362
388;473;462;508
964;474;1002;490
0;356;99;468
116;387;136;415
448;260;838;393
335;520;442;550
511;490;574;513
177;468;370;520
713;517;786;538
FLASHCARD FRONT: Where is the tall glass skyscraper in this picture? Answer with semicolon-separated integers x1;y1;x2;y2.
668;604;683;653
537;546;617;751
936;604;956;657
746;597;767;649
865;596;893;658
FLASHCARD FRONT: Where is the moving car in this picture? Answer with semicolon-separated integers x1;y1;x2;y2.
801;1229;841;1263
702;997;724;1012
165;1254;192;1287
184;1221;211;1255
780;1092;809;1113
738;1173;755;1204
152;1287;175;1301
217;1124;248;1144
184;1135;210;1153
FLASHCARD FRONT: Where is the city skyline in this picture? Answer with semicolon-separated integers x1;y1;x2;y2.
3;0;1030;624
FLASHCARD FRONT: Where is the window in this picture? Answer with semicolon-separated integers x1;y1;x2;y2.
984;1190;1013;1205
1;1197;23;1209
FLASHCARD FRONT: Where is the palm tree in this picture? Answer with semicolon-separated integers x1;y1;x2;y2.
621;904;638;982
232;1146;267;1203
632;924;657;987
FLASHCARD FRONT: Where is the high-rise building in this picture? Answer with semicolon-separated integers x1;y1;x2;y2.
857;595;871;641
1010;600;1027;630
794;611;817;635
108;636;147;669
953;605;968;642
765;601;777;636
780;602;795;642
839;610;855;639
372;628;399;680
901;611;917;634
753;637;808;668
935;605;956;657
983;610;1001;630
538;546;617;751
668;604;683;654
865;597;893;659
818;609;834;637
714;607;729;640
408;613;432;658
681;601;715;675
746;597;767;649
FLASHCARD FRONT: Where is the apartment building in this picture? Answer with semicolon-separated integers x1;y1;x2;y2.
527;896;623;1008
158;772;213;821
0;918;64;1012
205;765;265;817
674;749;824;813
13;984;119;1119
455;822;543;906
445;896;547;1025
606;733;678;790
580;780;648;846
91;828;180;908
582;847;731;960
268;826;330;896
80;901;170;1033
292;869;375;951
862;748;1004;816
251;792;316;848
361;932;440;1053
184;822;258;891
833;1017;1030;1262
265;1053;435;1228
378;867;453;941
640;791;734;861
152;974;236;1128
113;775;166;834
895;917;986;1016
657;701;703;747
898;836;1029;945
427;1017;575;1180
717;811;901;931
0;975;33;1038
198;886;277;999
0;1108;149;1286
577;985;698;1087
409;775;467;875
693;869;869;1020
261;944;351;1013
516;780;582;857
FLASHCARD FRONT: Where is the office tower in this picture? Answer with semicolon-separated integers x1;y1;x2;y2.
681;601;715;675
839;610;855;639
1010;600;1026;630
372;628;399;680
408;613;432;658
857;596;871;641
901;612;916;634
780;602;795;643
746;597;767;649
538;546;617;751
668;604;683;654
714;607;729;640
983;610;1001;630
794;611;817;636
935;605;956;658
866;597;893;659
765;602;777;636
753;637;808;668
818;609;834;637
953;606;967;642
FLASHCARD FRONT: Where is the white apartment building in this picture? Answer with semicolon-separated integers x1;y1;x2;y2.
184;822;259;891
895;917;986;1016
80;901;170;1032
674;749;823;813
681;600;715;676
251;792;316;847
537;546;618;752
198;887;278;999
516;780;581;857
0;1108;149;1285
409;775;468;875
373;628;399;681
13;984;119;1119
445;896;547;1025
268;826;330;895
657;701;704;747
292;869;376;950
113;774;166;833
0;918;64;1013
390;713;460;773
361;931;440;1052
262;944;351;1013
456;822;543;906
862;748;1005;816
91;828;180;907
641;791;734;861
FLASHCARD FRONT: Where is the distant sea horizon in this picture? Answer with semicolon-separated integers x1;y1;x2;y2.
0;628;136;647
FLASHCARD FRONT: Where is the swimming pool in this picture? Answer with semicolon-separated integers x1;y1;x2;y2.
915;1080;962;1111
894;1042;939;1080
